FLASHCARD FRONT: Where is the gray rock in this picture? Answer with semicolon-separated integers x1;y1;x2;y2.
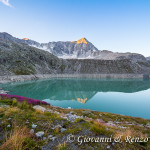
54;111;60;114
25;120;29;124
33;105;46;112
7;124;11;128
106;121;116;127
146;122;150;128
51;137;57;141
35;131;44;138
30;129;34;134
48;135;53;139
43;137;47;140
82;110;92;115
0;90;9;94
66;114;83;122
32;124;37;128
115;121;121;124
118;126;127;129
60;116;68;120
61;128;66;132
70;111;75;114
0;104;9;108
107;145;111;149
54;125;62;129
46;109;54;113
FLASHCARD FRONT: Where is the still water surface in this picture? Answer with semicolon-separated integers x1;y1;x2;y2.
1;78;150;119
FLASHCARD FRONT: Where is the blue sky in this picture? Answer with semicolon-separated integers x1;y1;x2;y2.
0;0;150;56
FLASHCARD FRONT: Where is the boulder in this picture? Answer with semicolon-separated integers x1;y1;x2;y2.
35;131;44;138
82;110;92;115
61;128;66;132
33;105;46;112
51;137;57;141
48;135;53;139
30;129;34;134
32;124;37;129
7;124;11;128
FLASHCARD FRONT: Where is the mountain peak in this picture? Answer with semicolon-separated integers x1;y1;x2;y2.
77;37;88;44
23;38;29;41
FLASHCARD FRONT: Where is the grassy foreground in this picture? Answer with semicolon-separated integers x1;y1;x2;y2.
0;97;150;150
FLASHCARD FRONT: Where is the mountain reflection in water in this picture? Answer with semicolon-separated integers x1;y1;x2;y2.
1;78;150;119
1;78;150;103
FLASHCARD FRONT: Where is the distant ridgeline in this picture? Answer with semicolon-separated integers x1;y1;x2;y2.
0;32;150;77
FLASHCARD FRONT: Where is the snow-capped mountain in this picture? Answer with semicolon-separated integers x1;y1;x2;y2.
0;32;147;62
22;37;146;61
23;37;99;58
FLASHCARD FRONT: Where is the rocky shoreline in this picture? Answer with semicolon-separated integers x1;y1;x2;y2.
0;74;146;84
0;88;9;94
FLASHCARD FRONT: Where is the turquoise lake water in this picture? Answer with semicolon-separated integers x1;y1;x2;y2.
1;78;150;119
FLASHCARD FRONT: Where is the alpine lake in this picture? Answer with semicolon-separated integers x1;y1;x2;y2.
1;78;150;119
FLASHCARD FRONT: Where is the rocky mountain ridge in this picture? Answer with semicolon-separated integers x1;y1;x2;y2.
24;37;99;59
0;32;147;61
146;57;150;61
0;32;150;76
23;37;146;61
21;35;147;61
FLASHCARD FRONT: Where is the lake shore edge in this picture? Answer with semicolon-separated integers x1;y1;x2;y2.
0;74;147;84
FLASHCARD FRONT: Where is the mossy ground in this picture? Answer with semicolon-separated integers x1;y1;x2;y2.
0;98;150;150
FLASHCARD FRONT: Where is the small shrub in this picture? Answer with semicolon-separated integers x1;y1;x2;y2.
54;127;61;135
5;107;20;116
91;122;113;136
75;118;85;123
114;129;146;141
12;99;17;106
44;112;52;116
0;98;13;105
21;101;29;109
0;126;31;150
23;137;36;149
66;127;82;135
0;107;5;113
57;142;67;150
